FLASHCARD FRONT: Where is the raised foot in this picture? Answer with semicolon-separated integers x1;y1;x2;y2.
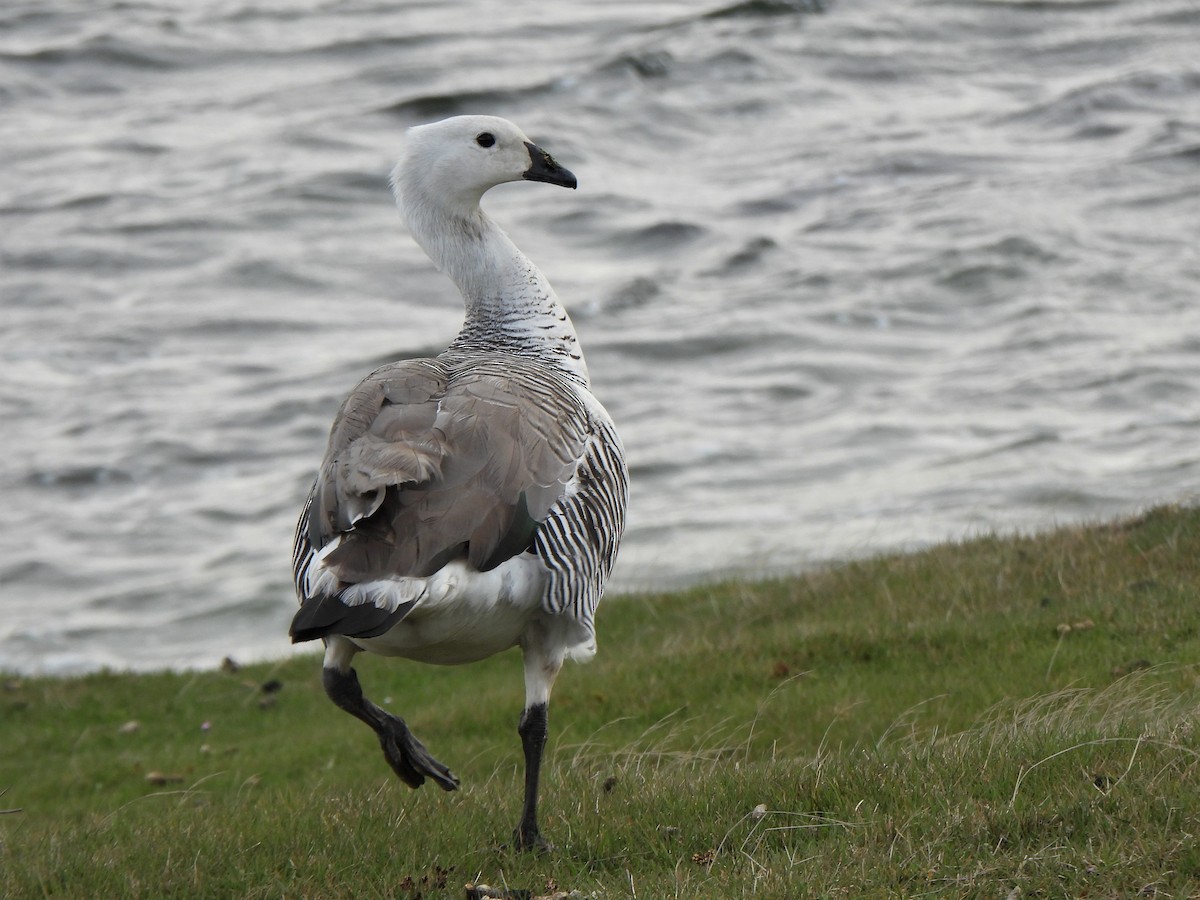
378;717;460;791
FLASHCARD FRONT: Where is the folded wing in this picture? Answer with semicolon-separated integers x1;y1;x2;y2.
300;354;589;608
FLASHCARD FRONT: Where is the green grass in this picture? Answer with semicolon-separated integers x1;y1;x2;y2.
3;505;1200;897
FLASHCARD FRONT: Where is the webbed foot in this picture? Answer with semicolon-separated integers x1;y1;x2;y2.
377;717;459;791
511;822;554;854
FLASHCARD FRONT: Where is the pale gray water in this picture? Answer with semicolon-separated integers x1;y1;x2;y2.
2;0;1198;674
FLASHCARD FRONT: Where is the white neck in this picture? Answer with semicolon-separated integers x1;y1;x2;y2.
397;180;589;385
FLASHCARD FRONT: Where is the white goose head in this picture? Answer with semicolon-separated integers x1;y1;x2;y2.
392;115;576;221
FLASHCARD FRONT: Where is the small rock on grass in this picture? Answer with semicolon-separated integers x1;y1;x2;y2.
1055;618;1096;637
465;885;591;900
145;771;184;786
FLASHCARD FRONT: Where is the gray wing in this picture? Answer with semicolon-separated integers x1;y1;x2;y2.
291;355;590;641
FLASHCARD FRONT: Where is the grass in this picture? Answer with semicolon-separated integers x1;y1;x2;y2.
3;504;1200;897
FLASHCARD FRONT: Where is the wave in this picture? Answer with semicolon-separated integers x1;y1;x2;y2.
701;0;829;19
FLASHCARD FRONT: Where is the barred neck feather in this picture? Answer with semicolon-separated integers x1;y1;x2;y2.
393;159;589;386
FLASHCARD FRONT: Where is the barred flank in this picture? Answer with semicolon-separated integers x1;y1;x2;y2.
536;415;628;628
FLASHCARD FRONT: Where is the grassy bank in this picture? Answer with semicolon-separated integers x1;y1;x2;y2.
3;505;1200;897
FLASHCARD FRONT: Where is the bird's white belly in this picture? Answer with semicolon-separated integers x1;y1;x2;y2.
349;554;548;665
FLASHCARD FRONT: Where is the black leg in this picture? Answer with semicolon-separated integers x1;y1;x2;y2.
513;702;551;852
323;666;459;791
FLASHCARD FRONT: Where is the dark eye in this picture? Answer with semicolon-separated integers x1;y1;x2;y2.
476;132;496;148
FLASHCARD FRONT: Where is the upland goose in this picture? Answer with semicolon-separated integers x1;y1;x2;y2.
289;116;628;851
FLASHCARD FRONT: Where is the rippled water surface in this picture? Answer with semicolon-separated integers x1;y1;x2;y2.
2;0;1198;673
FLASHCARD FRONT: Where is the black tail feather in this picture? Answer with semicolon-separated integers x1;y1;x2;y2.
290;595;416;643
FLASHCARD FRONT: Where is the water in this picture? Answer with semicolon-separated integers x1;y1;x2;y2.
2;0;1198;674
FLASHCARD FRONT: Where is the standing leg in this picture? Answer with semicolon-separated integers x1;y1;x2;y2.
321;636;459;791
513;639;562;852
